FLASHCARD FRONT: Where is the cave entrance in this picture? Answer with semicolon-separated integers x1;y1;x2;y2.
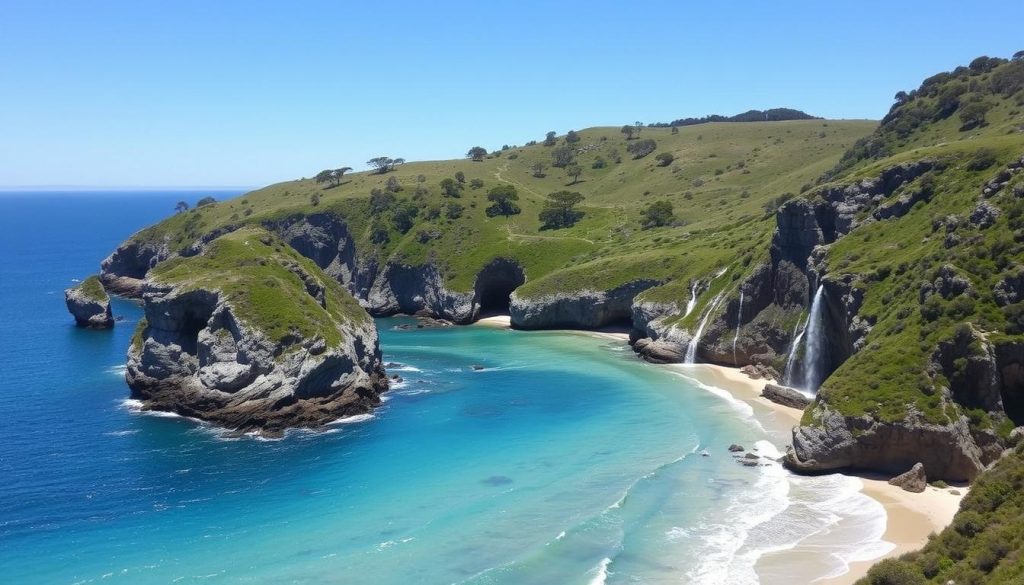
475;259;526;317
1000;360;1024;426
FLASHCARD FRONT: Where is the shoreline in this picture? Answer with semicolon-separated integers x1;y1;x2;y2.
471;316;964;584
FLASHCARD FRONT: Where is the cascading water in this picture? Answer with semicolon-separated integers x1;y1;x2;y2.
684;281;699;317
685;293;726;364
802;285;826;392
731;290;744;363
782;315;807;386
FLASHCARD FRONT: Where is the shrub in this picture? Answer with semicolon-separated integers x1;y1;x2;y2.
641;200;675;229
863;558;927;585
655;152;674;166
967;148;997;171
626;138;657;159
592;157;607;169
470;178;484;189
445;202;464;220
196;196;217;207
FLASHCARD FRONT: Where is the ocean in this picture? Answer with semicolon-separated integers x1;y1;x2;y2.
0;192;890;584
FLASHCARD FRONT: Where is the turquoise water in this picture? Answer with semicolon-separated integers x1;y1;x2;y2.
0;193;888;584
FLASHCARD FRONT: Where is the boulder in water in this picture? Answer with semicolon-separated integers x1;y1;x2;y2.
64;275;114;328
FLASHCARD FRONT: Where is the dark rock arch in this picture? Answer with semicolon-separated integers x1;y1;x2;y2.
473;258;526;317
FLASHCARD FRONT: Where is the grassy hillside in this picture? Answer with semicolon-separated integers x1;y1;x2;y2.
133;119;874;296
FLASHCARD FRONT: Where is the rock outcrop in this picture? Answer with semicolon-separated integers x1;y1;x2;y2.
888;462;927;493
126;228;388;435
64;276;114;328
511;280;660;329
100;236;171;297
762;384;812;409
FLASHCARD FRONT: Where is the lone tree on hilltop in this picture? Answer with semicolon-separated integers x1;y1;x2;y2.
485;184;521;217
332;167;352;185
174;200;190;214
196;196;217;208
641;200;675;229
315;169;334;186
467;146;487;161
543;131;558;146
539;190;585;230
565;163;583;185
367;157;403;174
621;124;636;140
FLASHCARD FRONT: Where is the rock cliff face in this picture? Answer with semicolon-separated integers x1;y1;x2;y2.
100;237;171;297
511;280;660;329
126;229;388;435
64;276;114;328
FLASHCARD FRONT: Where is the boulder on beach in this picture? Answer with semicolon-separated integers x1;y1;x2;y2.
761;383;812;409
888;462;927;493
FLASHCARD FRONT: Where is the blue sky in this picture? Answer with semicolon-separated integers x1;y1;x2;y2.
1;1;1022;188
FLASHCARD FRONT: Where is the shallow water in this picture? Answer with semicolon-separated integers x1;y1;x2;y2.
0;193;889;584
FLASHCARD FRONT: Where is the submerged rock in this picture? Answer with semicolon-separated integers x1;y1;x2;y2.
64;275;114;328
888;462;927;493
126;227;387;434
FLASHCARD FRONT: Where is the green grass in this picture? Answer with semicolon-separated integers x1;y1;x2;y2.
125;119;874;297
76;275;108;301
147;227;370;351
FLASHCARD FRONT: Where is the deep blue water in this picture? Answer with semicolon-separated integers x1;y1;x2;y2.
0;193;888;584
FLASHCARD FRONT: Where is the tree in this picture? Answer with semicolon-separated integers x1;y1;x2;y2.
655;152;675;167
332;167;352;185
466;146;487;161
959;99;992;130
543;131;558;146
455;171;466;183
392;203;418;233
440;177;462;198
310;193;321;206
641;200;675;229
445;202;464;219
315;169;335;186
539;190;585;229
551;145;575;168
592;157;607;169
369;220;390;245
174;201;190;214
485;185;521;217
565;130;580;144
368;157;402;174
627;138;657;159
385;176;402;192
470;178;485;189
369;189;396;215
621;124;635;140
531;162;547;178
634;121;643;137
565;163;583;184
670;125;679;135
196;196;217;207
1014;50;1024;61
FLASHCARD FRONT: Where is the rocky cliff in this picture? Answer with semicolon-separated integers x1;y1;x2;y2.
126;228;387;435
64;275;114;328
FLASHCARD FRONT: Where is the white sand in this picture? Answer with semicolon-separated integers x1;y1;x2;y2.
469;318;965;583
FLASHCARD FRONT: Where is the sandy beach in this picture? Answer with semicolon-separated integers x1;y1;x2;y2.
472;316;965;584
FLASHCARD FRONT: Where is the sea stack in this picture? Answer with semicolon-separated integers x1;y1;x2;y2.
125;227;388;436
64;275;114;328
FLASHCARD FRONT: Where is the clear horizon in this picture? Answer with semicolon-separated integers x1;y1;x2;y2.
1;0;1022;188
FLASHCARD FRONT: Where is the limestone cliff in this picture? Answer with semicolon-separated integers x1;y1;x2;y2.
64;275;114;328
126;227;387;435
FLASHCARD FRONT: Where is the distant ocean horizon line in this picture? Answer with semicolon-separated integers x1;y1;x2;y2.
0;185;255;192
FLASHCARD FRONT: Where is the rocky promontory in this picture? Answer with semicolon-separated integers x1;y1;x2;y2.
64;275;114;328
126;227;388;435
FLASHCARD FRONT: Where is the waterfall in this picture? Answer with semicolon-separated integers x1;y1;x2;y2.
731;290;744;364
782;316;807;386
684;281;699;317
802;285;826;392
685;293;726;364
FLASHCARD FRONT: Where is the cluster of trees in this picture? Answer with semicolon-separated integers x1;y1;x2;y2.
485;185;520;217
647;108;817;128
367;156;404;174
641;200;675;229
315;167;353;187
627;138;657;159
174;196;217;214
539;191;584;230
620;122;643;140
828;54;1024;180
